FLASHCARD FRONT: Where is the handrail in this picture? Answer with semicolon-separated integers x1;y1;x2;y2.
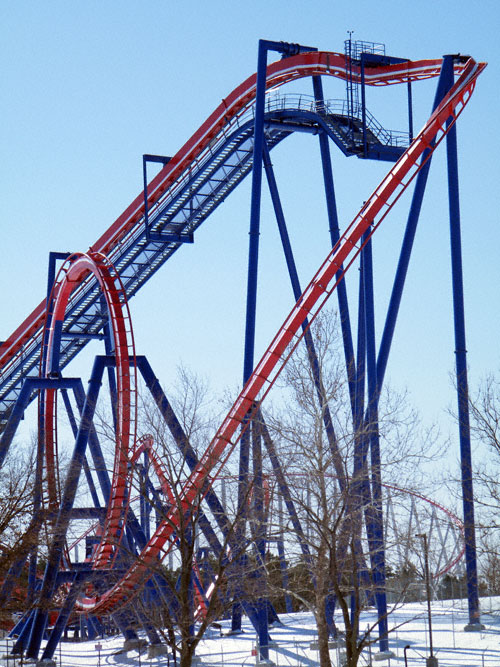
0;51;474;384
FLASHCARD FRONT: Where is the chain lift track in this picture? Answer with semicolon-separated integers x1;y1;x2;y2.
0;51;476;426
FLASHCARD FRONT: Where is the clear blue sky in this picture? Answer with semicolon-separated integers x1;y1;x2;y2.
1;1;499;462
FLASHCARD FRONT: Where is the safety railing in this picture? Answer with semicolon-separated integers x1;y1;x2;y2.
263;93;410;148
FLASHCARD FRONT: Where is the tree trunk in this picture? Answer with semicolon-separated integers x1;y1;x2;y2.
180;649;194;667
315;598;332;667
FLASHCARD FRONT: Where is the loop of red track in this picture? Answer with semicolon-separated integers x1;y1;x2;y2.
42;252;137;572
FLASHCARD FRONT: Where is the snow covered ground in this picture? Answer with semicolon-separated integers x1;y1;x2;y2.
2;598;500;666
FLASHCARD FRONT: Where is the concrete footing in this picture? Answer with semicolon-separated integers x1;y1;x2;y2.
464;622;485;632
373;650;396;661
123;638;148;652
147;643;169;659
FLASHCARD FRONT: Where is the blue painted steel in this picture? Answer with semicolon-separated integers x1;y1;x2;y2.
134;607;162;646
46;252;71;304
360;59;368;158
102;294;119;434
26;356;106;659
40;572;84;660
72;373;113;503
140;453;150;539
362;233;389;652
375;58;452;391
236;37;271;643
61;388;101;509
0;515;41;613
243;38;271;385
240;41;319;655
259;413;312;561
342;61;455;651
354;247;366;433
0;377;80;468
12;608;36;655
277;533;293;613
136;356;232;551
9;608;31;644
262;139;347;489
407;79;414;142
444;54;480;626
112;610;139;642
311;75;357;415
349;240;371;633
251;420;266;566
143;154;171;238
43;252;71;373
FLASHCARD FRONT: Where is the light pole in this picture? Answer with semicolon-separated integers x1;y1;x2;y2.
95;643;102;667
416;533;438;667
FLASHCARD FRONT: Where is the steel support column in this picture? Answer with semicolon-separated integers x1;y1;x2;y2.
376;59;454;389
26;357;107;660
443;54;481;628
262;138;346;489
363;233;389;652
239;39;317;653
312;74;357;415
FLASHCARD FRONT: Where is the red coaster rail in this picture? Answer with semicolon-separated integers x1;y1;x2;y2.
0;51;473;401
64;56;483;615
41;252;137;571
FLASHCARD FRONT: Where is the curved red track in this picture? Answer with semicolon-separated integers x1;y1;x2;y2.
36;54;485;614
0;52;475;376
42;252;137;571
383;484;465;578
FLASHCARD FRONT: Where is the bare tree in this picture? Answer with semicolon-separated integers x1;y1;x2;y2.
462;374;500;596
91;367;257;667
261;310;440;667
0;444;37;629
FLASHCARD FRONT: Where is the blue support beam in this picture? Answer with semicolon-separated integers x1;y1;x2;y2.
443;54;481;628
26;357;107;660
235;38;269;638
375;59;453;390
61;387;102;510
40;572;84;661
312;75;357;417
136;356;231;552
363;233;389;652
262;138;347;490
238;39;318;654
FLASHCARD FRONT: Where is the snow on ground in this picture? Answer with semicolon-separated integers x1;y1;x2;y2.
1;598;500;666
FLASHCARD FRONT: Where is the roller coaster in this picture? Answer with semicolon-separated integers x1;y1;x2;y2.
0;38;486;664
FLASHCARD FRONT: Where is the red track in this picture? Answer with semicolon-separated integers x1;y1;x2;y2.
383;484;465;578
36;54;485;614
0;52;474;377
42;252;137;571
